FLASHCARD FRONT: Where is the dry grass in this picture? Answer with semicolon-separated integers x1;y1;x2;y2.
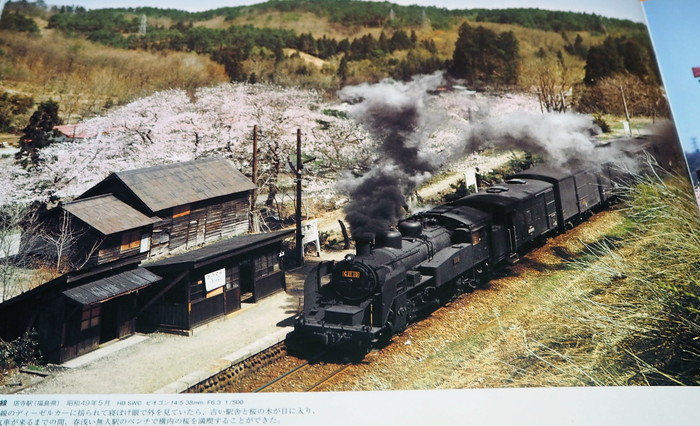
229;10;381;40
0;31;227;122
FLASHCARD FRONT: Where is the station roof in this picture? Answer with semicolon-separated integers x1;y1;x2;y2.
145;229;295;271
113;157;256;213
62;268;161;305
63;194;155;235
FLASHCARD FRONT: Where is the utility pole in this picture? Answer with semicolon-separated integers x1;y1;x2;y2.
250;125;259;232
295;129;304;266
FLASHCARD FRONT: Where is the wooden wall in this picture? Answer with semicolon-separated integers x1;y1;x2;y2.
83;229;147;268
150;193;250;258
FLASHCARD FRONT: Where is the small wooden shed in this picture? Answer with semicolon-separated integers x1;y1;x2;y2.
138;229;294;332
0;262;161;364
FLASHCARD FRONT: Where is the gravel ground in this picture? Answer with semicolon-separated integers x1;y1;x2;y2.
19;291;299;394
16;249;354;395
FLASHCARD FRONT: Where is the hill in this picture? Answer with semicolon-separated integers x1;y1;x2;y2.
0;1;659;133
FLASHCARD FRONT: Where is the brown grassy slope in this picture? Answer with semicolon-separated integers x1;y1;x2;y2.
0;9;643;129
217;10;383;40
210;9;607;68
220;11;608;89
0;30;227;124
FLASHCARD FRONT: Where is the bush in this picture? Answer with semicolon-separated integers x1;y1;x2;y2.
592;113;610;133
0;331;42;371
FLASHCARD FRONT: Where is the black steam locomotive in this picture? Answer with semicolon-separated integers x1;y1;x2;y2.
285;136;677;356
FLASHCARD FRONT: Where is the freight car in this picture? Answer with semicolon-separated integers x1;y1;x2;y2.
285;135;675;357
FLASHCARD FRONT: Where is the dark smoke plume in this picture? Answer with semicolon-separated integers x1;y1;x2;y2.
337;73;444;237
337;73;670;237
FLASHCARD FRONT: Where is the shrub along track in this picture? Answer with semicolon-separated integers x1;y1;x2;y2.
220;209;644;392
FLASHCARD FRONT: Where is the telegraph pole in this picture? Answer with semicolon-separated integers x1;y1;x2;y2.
250;125;259;232
295;128;304;266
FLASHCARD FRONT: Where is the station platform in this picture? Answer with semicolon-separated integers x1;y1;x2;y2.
20;254;331;394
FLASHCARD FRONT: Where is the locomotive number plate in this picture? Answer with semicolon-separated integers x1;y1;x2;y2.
342;270;361;278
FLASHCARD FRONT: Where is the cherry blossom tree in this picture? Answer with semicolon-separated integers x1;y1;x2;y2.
2;78;624;229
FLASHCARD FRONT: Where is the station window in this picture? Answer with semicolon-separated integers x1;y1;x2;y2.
226;266;240;290
254;252;279;278
80;304;101;331
190;279;205;301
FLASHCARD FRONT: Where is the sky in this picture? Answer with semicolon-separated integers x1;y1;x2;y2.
38;0;645;22
642;0;700;153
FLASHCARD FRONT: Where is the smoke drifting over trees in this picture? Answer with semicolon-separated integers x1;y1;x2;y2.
336;73;645;237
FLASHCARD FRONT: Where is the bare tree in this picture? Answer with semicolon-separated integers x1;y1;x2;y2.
39;210;86;273
526;55;578;113
0;203;40;301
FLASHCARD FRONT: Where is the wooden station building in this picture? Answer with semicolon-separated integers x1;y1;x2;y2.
77;156;256;258
0;157;295;364
138;229;293;333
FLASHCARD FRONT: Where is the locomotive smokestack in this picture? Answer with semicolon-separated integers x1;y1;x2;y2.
354;233;374;256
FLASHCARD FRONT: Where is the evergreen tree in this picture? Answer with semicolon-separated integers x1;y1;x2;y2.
18;100;62;166
584;37;625;85
0;9;40;33
621;38;652;80
451;22;476;83
496;31;519;84
337;54;349;85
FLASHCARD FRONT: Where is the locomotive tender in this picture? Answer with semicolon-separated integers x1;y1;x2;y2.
286;137;670;356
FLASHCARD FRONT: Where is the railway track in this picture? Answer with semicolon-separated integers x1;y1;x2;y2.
253;360;353;392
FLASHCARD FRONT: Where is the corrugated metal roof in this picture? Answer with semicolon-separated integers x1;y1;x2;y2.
146;229;294;269
62;268;161;305
63;194;155;235
114;157;257;213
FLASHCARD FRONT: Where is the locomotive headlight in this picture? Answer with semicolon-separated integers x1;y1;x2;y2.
344;254;355;262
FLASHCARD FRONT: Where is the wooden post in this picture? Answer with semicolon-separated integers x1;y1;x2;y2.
620;85;632;136
250;125;259;232
338;220;350;249
295;129;304;266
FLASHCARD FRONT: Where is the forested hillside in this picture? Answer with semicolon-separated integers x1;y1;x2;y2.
0;0;663;132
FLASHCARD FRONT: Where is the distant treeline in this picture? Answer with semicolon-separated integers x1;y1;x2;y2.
11;0;644;33
471;8;644;33
44;7;445;82
1;0;663;118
